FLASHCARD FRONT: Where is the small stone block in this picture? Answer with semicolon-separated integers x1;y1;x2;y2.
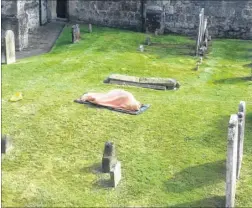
102;156;117;173
102;141;117;173
1;135;12;154
110;161;121;188
89;24;92;33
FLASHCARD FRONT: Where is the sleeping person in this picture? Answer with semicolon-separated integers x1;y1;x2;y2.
76;89;142;111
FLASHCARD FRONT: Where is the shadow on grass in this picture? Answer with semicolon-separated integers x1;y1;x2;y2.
213;76;252;84
81;163;113;189
171;196;225;207
244;112;252;154
164;160;225;193
80;162;102;174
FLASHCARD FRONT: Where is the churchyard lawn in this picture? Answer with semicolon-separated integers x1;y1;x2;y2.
2;25;252;207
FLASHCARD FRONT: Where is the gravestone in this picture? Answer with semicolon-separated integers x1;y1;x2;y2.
139;45;144;52
236;101;246;179
102;141;117;173
145;36;151;45
226;114;238;208
72;25;77;43
4;30;16;64
72;24;80;43
1;135;12;154
110;161;121;188
76;24;80;41
89;24;92;33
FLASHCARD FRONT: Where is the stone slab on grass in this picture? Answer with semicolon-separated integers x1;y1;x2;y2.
104;74;180;90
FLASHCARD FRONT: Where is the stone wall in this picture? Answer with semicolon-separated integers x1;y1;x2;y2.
1;0;40;51
68;0;252;39
68;0;143;31
162;0;252;39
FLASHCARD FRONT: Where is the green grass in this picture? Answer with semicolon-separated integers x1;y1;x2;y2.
2;24;252;207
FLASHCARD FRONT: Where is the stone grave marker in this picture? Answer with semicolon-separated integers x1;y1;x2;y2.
226;114;238;208
237;101;246;179
139;45;144;52
76;24;80;41
110;161;122;188
1;135;12;154
102;141;117;173
145;36;151;45
72;24;80;43
89;24;92;33
4;30;16;64
72;25;77;43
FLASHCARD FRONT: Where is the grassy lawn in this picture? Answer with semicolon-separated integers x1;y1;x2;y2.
2;25;252;207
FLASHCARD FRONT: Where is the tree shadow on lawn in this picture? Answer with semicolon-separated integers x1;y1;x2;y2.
213;76;252;84
171;196;225;207
164;160;225;193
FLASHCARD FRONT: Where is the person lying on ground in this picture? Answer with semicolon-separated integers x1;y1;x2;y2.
77;89;142;111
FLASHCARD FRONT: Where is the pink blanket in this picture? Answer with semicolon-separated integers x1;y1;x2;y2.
76;89;142;111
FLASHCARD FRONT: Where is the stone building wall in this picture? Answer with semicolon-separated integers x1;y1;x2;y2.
68;0;252;39
1;0;40;51
68;0;143;31
162;0;252;39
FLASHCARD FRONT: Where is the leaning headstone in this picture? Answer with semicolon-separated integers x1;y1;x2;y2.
145;36;151;45
236;101;246;179
88;24;92;33
1;135;12;154
102;141;117;173
226;114;238;208
4;30;16;64
110;161;121;188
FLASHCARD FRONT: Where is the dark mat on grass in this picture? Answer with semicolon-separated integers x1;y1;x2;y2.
74;100;150;115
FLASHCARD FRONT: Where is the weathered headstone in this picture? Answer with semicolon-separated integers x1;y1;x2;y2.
155;29;159;36
226;114;238;208
196;8;208;57
110;161;121;188
4;30;16;64
72;24;80;43
139;45;144;52
1;135;12;154
72;25;77;43
236;101;246;179
89;24;92;33
102;141;117;173
76;24;80;41
145;36;151;45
